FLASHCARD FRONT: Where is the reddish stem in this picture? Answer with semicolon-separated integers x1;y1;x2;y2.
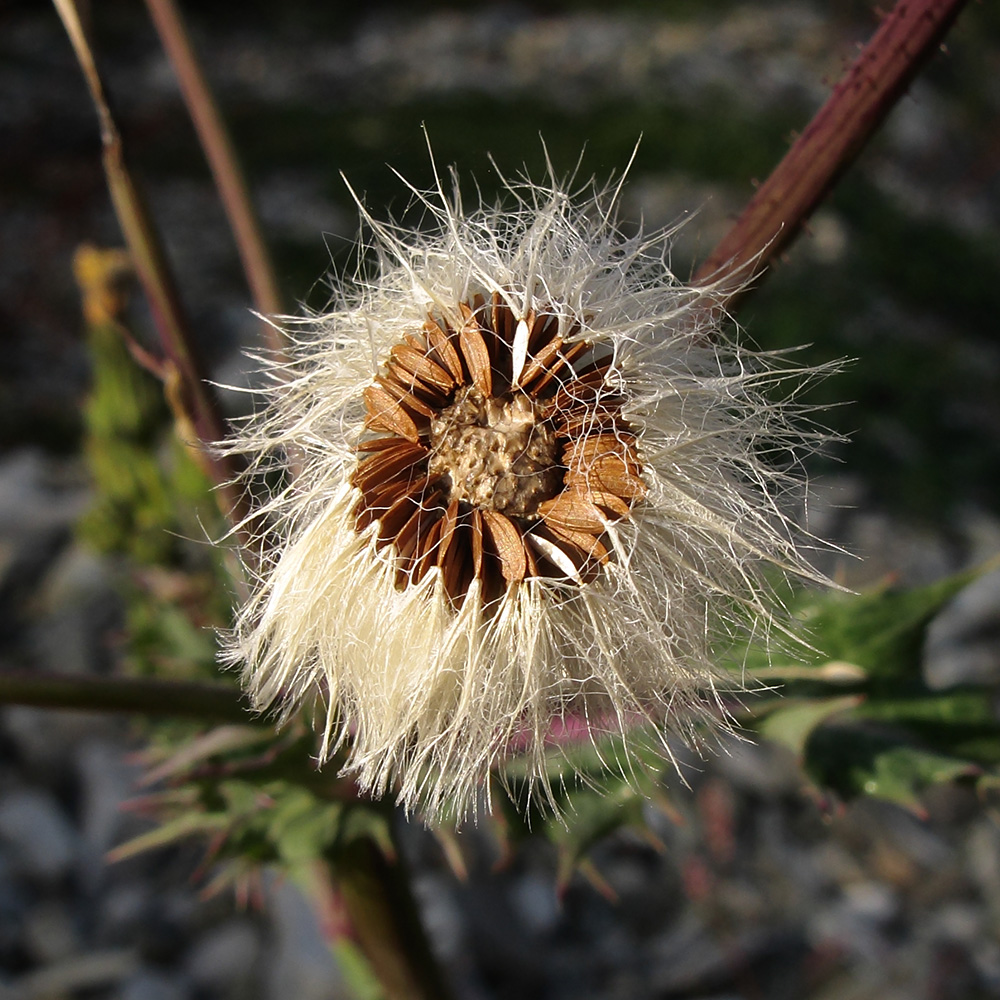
142;0;286;337
695;0;968;300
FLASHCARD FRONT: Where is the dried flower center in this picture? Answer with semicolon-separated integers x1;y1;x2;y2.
349;292;646;606
428;387;562;517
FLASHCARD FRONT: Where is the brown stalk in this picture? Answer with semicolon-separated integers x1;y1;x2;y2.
695;0;969;302
51;0;254;545
142;0;287;340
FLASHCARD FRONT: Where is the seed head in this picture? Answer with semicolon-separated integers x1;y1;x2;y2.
223;154;830;822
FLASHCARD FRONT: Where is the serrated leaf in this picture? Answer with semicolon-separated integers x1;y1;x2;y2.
219;779;276;817
335;804;395;859
140;726;276;786
494;726;665;844
748;660;867;685
853;691;1000;764
501;724;666;785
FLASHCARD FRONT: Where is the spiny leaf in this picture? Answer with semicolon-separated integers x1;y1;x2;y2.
334;804;396;861
805;724;982;811
107;812;230;863
268;793;343;868
140;725;277;785
794;569;983;683
550;782;651;896
757;695;864;758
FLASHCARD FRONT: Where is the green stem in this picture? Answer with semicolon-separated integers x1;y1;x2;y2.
0;671;251;723
695;0;968;301
333;835;456;1000
142;0;287;340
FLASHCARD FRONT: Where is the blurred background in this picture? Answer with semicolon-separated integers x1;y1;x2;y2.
2;1;1000;998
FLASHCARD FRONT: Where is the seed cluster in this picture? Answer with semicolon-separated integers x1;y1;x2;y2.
351;292;645;604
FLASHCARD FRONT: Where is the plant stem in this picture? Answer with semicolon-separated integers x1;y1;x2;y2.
0;671;250;723
142;0;286;343
695;0;968;301
51;0;254;543
333;835;456;1000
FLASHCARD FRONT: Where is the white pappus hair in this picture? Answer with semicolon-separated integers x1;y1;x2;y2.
221;149;832;823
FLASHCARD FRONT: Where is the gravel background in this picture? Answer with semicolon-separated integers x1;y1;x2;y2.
2;2;1000;998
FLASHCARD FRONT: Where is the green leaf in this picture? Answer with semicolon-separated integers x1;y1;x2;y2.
805;723;981;809
757;695;863;757
796;570;981;683
267;791;342;868
736;567;1000;810
851;744;980;810
107;811;229;862
548;781;650;894
141;725;276;785
855;692;1000;767
335;804;396;860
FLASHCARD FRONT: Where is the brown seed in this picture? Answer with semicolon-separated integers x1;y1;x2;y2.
586;490;632;520
470;508;484;580
481;510;527;584
353;299;645;605
355;434;413;453
383;364;448;409
394;489;445;569
537;490;608;533
390;343;456;393
377;374;437;419
529;310;561;354
377;479;437;544
492;291;515;344
411;515;444;585
458;318;493;397
545;522;609;566
550;366;613;412
517;335;563;390
440;521;472;603
563;433;638;465
351;441;427;494
424;318;466;384
363;384;419;441
565;454;646;499
528;340;590;397
553;408;627;437
526;526;596;581
355;477;415;531
436;500;461;569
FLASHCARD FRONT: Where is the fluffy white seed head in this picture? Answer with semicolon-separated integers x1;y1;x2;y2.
222;155;831;823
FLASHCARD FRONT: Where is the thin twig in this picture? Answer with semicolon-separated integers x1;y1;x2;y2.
142;0;287;343
695;0;969;302
51;0;255;545
0;671;250;723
